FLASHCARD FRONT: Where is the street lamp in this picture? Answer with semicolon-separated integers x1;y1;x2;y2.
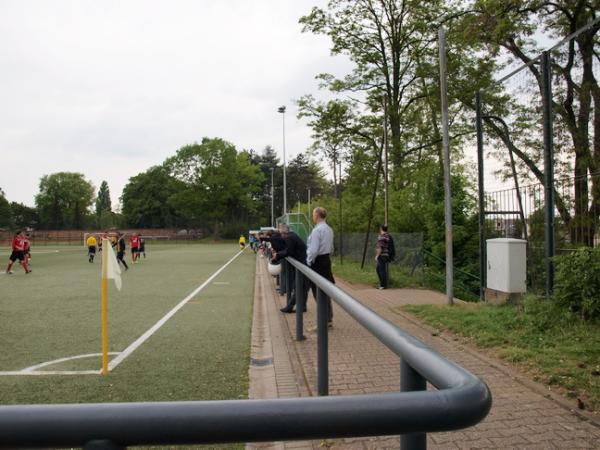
277;105;287;217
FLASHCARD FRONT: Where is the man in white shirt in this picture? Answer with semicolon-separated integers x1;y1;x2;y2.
306;207;334;325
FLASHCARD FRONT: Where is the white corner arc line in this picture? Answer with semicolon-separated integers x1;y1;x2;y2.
0;370;101;376
21;352;121;373
108;249;245;372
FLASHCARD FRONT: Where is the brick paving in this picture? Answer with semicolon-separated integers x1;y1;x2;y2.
248;259;600;449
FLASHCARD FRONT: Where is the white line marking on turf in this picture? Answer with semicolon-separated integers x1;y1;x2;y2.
0;370;100;376
108;249;244;372
21;352;120;372
0;352;120;376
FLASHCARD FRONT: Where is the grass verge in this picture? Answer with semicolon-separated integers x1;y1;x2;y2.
401;297;600;413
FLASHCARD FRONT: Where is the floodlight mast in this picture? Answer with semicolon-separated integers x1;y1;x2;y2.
278;105;287;217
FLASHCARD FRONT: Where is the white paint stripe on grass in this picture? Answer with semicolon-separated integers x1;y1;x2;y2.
0;370;100;376
108;249;244;372
0;352;121;376
22;352;120;372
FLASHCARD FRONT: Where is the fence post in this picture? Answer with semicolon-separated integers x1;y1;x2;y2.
476;91;486;301
295;268;305;341
316;287;329;396
541;51;555;297
400;359;427;449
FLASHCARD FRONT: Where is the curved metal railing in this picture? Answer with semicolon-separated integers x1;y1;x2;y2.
0;257;491;450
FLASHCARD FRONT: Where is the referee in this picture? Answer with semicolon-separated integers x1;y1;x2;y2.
306;206;334;326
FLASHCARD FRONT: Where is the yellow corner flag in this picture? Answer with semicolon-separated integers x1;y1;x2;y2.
101;238;122;375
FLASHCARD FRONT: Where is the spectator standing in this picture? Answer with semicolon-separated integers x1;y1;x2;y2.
306;207;334;325
273;224;308;313
375;224;392;289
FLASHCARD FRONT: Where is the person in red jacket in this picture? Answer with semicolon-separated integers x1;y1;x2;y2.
6;231;31;274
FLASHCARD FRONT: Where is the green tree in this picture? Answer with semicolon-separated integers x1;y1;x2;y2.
95;180;113;228
121;166;182;228
457;0;600;244
300;0;449;166
165;138;264;237
0;188;13;229
250;146;282;224
10;202;39;230
286;153;328;209
35;172;95;229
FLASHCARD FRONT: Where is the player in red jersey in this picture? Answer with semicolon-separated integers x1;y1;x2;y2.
23;233;31;267
130;233;140;263
5;231;31;274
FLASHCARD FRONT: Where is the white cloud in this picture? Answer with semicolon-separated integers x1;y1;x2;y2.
0;0;352;207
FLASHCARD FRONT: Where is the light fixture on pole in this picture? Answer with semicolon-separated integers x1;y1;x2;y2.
277;105;287;216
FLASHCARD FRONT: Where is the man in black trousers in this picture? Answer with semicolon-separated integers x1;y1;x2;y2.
306;207;334;325
272;224;308;313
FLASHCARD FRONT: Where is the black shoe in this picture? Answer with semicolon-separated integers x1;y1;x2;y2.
280;306;295;313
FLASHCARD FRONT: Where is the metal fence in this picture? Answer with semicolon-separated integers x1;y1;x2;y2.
476;18;600;298
0;257;491;449
485;173;600;292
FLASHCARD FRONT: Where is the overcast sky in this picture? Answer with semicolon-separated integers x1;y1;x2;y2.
0;0;352;208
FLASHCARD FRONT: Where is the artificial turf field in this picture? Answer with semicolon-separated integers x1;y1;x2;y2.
0;243;256;410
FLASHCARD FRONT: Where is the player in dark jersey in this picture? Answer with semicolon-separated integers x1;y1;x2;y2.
115;233;129;270
138;237;146;259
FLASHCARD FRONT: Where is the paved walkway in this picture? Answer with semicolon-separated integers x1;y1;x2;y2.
248;258;600;449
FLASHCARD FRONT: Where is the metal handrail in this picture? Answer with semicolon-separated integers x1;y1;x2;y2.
0;258;491;450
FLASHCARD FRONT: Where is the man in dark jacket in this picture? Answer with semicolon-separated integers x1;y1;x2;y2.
272;224;308;313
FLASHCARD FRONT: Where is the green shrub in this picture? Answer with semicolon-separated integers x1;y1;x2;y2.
554;247;600;320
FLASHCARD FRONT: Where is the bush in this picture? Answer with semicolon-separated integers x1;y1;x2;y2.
554;247;600;320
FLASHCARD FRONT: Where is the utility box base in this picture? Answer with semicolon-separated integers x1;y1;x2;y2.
485;288;523;305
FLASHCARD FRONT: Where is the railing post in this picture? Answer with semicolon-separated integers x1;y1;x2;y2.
285;261;292;305
317;287;329;396
295;268;305;341
400;359;427;450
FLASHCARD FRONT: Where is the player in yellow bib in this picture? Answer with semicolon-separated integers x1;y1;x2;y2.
86;234;98;263
239;234;246;249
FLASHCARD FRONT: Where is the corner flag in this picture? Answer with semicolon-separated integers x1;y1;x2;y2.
101;238;122;375
104;238;122;290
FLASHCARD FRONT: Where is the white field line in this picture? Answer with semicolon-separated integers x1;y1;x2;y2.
0;370;100;376
0;352;120;376
108;249;244;372
0;249;83;255
22;352;120;372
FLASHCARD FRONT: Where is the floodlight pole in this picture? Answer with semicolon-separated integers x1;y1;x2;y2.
278;106;287;217
439;27;454;306
270;168;275;228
